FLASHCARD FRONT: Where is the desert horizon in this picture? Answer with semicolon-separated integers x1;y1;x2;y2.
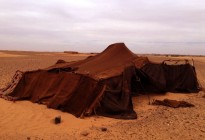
1;49;205;57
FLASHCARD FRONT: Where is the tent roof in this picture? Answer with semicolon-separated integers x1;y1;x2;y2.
46;43;149;79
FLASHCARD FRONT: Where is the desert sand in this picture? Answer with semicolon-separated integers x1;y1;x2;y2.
0;51;205;140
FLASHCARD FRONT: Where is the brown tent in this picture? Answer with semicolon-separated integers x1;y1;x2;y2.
0;43;200;119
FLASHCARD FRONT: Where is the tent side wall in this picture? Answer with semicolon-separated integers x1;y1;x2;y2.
8;70;105;117
140;63;200;93
163;64;199;92
96;65;137;119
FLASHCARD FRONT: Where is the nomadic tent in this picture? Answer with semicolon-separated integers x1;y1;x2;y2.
0;43;200;119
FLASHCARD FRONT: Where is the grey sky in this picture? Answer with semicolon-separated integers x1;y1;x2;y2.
0;0;204;55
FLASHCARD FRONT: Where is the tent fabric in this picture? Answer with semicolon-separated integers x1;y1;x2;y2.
45;43;148;80
96;65;137;119
0;43;200;119
141;63;199;93
8;70;105;117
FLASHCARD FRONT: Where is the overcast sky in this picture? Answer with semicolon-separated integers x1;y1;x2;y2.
0;0;204;55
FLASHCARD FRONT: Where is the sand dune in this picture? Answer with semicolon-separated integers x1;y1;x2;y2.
0;51;205;140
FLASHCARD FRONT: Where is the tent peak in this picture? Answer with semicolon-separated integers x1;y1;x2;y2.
102;42;135;57
106;42;127;50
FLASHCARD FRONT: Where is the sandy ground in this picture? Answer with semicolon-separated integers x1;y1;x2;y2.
0;51;205;140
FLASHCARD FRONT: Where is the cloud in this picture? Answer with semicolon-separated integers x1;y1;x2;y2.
0;0;204;54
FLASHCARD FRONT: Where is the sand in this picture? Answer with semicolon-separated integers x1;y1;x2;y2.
0;51;205;140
